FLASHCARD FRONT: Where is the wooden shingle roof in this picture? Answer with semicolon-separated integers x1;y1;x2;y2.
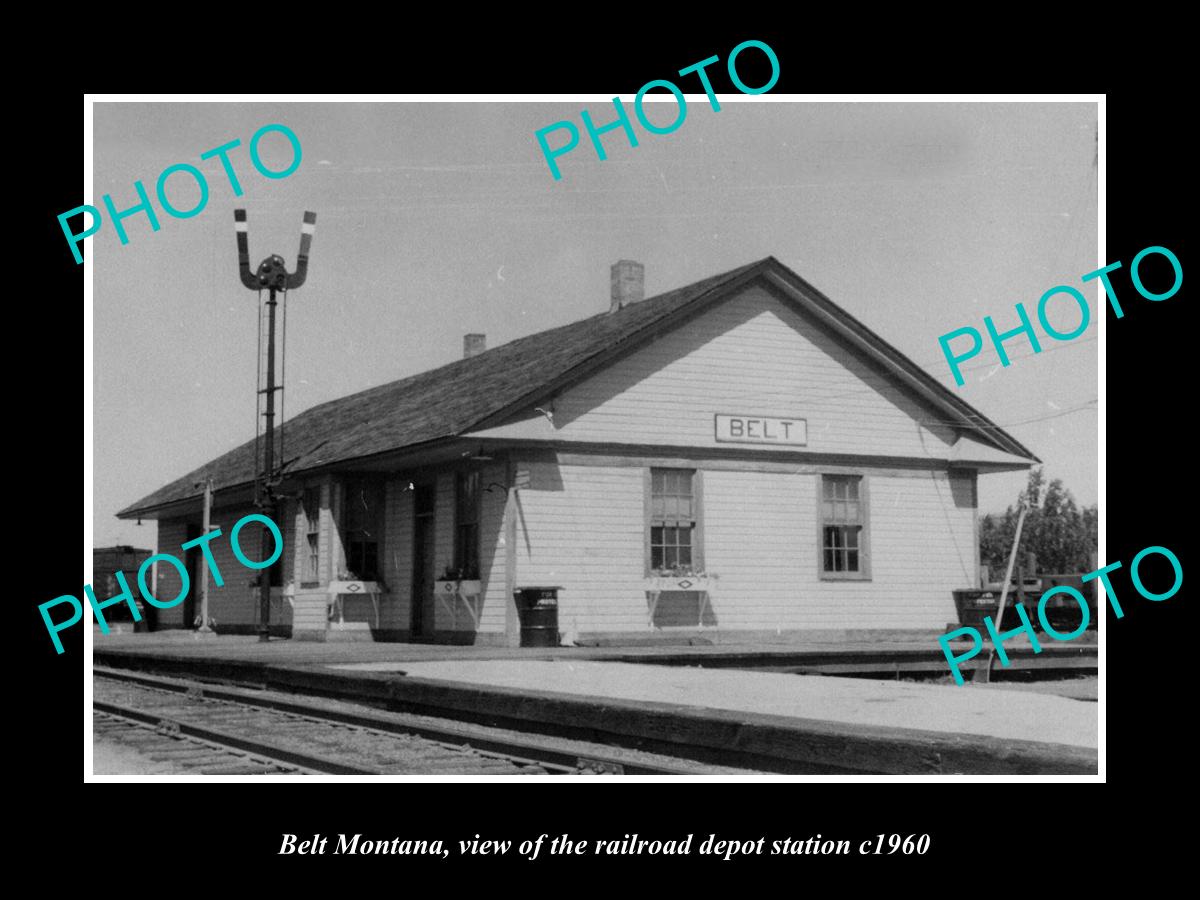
117;257;1037;518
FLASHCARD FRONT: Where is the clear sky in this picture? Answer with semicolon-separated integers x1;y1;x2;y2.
91;100;1098;550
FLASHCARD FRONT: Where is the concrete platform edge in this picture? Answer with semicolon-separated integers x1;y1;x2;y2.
94;648;1098;776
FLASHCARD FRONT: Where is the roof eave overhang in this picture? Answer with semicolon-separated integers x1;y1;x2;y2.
116;481;257;522
115;435;519;520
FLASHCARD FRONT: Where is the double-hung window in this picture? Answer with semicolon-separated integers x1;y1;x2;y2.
820;474;869;578
649;468;699;572
302;487;321;582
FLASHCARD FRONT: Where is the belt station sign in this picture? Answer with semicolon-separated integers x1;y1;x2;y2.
714;414;807;446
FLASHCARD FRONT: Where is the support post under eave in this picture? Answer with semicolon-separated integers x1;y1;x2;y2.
197;477;214;632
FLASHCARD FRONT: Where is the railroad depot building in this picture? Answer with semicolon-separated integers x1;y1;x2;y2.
117;257;1038;646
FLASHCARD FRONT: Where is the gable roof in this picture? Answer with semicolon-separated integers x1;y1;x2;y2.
118;257;1037;518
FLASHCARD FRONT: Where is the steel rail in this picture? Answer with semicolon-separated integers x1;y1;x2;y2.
94;667;722;776
93;699;377;774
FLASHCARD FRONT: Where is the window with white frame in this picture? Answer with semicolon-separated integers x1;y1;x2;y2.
302;487;320;582
820;474;868;577
649;468;699;573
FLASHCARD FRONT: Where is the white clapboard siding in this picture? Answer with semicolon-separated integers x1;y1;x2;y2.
292;589;329;633
477;461;508;634
702;470;974;630
316;479;334;586
292;496;307;586
516;465;649;633
512;464;976;634
467;283;958;457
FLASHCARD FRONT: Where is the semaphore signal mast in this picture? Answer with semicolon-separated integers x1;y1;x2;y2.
234;208;316;641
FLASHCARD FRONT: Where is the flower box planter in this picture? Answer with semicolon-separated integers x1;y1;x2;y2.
434;580;484;630
644;575;716;629
329;580;385;596
327;581;385;628
434;579;483;597
644;575;714;593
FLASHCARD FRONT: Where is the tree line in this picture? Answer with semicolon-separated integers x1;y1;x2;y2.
979;468;1097;575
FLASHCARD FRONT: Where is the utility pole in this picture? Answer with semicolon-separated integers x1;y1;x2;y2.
985;501;1028;683
235;208;316;642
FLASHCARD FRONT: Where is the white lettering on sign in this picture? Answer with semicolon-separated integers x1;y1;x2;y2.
714;414;807;446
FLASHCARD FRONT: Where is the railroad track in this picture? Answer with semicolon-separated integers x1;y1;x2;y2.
93;667;753;776
94;711;317;775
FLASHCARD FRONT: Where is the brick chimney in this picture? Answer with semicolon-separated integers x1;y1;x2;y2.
610;260;644;312
463;333;486;358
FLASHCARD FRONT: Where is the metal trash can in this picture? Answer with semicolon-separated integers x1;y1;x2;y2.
951;589;1005;629
515;586;561;648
